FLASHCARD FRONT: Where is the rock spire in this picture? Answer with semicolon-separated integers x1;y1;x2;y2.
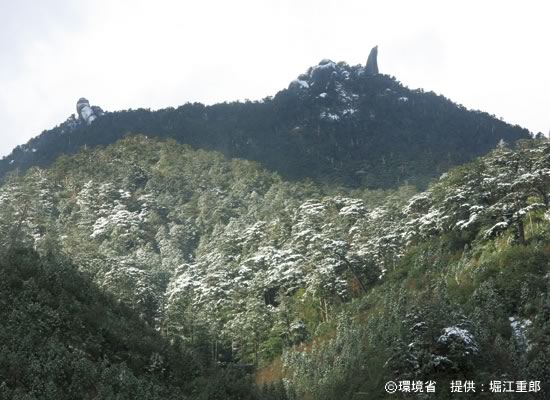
365;46;379;75
76;98;103;125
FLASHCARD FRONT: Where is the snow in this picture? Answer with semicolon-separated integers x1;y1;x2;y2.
79;104;97;124
455;209;482;230
339;202;366;217
320;112;340;121
298;201;326;215
119;190;132;199
412;322;427;331
311;60;336;72
509;317;532;352
290;320;305;332
335;83;355;102
406;193;432;214
342;108;357;116
437;326;479;355
398;97;409;102
290;79;309;89
514;203;545;218
484;221;509;238
91;217;110;238
318;93;327;98
431;355;452;367
412;209;442;235
13;137;550;357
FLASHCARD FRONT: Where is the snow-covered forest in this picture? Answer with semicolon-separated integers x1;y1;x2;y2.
1;135;550;398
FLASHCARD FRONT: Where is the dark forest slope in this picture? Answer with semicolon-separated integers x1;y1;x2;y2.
0;60;530;189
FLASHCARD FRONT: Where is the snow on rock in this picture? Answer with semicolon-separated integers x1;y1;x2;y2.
77;97;104;125
289;79;309;90
307;60;338;89
287;58;362;100
310;59;336;74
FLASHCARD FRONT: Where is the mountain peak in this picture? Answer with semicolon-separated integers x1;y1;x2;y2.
288;47;381;94
288;59;359;95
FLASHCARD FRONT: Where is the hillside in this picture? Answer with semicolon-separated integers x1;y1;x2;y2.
0;248;212;400
2;135;550;398
0;54;530;189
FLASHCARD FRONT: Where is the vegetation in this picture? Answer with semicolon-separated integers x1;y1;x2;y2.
1;64;530;189
0;247;207;399
2;134;550;398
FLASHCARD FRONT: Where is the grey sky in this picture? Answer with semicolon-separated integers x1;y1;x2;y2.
1;0;549;157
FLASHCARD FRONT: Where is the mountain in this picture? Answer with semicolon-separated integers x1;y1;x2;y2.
0;50;530;189
2;135;550;398
0;52;545;399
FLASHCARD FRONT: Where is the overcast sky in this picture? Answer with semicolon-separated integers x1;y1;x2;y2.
1;0;549;157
